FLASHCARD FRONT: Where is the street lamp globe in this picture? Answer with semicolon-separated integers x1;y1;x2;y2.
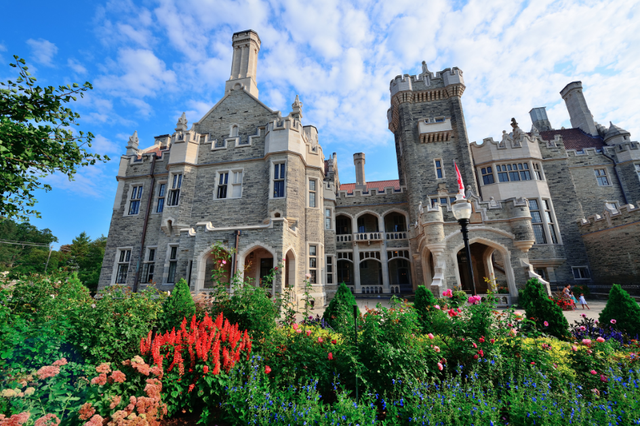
452;194;472;221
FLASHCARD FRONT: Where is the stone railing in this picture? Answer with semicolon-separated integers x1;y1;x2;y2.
361;285;383;294
390;285;400;293
353;232;383;242
336;234;352;242
385;231;408;240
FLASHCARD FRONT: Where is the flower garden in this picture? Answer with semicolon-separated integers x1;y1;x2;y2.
2;250;640;426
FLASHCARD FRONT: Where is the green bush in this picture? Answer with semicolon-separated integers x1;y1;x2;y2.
158;278;195;332
599;284;640;338
322;282;357;333
520;278;569;339
413;285;450;334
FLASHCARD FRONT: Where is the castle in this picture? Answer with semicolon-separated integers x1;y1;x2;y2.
98;30;640;304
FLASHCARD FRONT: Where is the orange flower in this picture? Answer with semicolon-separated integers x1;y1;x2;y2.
52;358;68;367
95;363;111;374
90;374;107;386
110;370;126;383
34;414;60;426
36;366;60;380
78;403;96;421
110;395;122;409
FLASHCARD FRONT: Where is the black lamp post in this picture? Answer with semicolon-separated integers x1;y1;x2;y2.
452;195;477;296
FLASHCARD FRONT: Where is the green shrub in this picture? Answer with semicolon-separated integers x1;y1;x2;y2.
599;284;640;338
322;282;357;333
520;278;569;339
158;278;195;332
413;285;450;334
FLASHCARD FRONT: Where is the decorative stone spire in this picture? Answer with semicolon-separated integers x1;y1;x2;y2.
175;112;188;131
291;95;303;119
225;30;261;98
125;130;139;155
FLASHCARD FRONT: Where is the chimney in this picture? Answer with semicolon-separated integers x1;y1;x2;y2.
225;30;261;98
559;81;598;136
353;153;366;190
529;107;552;131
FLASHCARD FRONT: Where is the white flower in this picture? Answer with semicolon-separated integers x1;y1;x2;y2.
50;295;55;299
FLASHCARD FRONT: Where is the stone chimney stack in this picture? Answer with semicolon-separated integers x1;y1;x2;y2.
225;30;261;98
353;153;366;190
529;107;552;131
560;81;598;136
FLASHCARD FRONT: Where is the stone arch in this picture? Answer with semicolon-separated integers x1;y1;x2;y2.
449;237;517;296
382;208;410;233
335;212;353;235
354;210;381;233
284;247;296;289
194;243;234;293
359;257;382;291
238;242;278;290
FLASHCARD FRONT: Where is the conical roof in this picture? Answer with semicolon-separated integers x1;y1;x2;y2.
604;121;630;141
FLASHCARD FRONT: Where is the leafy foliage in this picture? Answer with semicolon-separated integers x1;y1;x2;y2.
0;219;58;276
158;278;195;333
322;281;357;333
0;56;109;221
519;278;569;339
599;284;640;338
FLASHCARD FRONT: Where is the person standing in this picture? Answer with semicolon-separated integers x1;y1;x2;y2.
578;293;590;310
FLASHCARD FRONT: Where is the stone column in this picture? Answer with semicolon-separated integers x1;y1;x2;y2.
353;243;361;293
381;245;390;293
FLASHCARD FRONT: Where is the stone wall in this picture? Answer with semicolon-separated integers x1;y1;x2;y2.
579;205;640;285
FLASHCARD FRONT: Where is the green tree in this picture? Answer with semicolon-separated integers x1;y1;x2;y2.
519;278;569;339
0;218;57;276
158;278;196;332
0;55;108;221
599;284;640;338
61;231;106;291
323;282;357;333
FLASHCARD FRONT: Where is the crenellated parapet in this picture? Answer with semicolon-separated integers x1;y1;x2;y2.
578;203;640;234
337;185;406;198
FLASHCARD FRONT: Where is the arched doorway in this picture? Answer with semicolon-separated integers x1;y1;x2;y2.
336;215;352;235
243;247;274;288
284;249;295;289
337;259;354;289
388;258;412;292
456;242;496;294
357;213;379;233
360;259;382;293
384;212;407;232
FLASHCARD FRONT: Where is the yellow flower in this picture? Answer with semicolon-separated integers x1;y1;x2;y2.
1;389;17;398
24;387;35;396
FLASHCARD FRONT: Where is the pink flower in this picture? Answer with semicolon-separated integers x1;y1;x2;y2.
468;296;480;305
474;354;478;360
317;337;323;343
305;273;311;279
110;395;122;410
490;339;495;344
110;370;126;383
581;314;587;318
265;366;272;374
472;342;477;348
479;337;485;343
571;345;578;352
457;308;462;313
34;414;60;426
434;346;440;353
600;374;608;382
530;362;535;366
328;352;333;360
274;266;278;271
544;321;549;327
296;329;302;333
442;289;453;297
434;305;440;310
478;350;484;357
221;260;227;265
79;403;96;421
36;366;60;380
510;328;518;337
610;319;617;324
448;309;458;318
292;323;299;330
203;365;209;374
582;339;592;345
306;330;312;336
283;258;287;262
580;326;586;331
427;333;434;339
590;370;597;375
437;362;443;371
90;374;107;386
52;358;67;367
596;337;605;343
96;363;111;374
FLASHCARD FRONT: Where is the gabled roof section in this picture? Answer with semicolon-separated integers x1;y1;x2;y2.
194;88;279;125
539;128;605;150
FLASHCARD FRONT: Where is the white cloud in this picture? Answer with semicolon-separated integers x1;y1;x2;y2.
26;38;58;66
0;43;6;51
90;134;121;155
68;58;87;74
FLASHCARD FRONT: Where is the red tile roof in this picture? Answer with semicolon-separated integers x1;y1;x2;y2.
340;179;401;192
538;128;605;151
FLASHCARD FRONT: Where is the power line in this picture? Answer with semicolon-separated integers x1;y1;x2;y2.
0;240;51;247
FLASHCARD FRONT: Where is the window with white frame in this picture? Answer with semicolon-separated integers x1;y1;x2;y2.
156;183;166;213
326;256;333;284
543;199;558;244
167;246;178;283
308;245;317;284
325;208;332;229
115;249;131;284
128;185;143;215
529;199;547;244
216;170;243;199
217;172;229;199
435;159;444;179
496;163;531;182
273;163;285;198
309;179;317;207
140;248;156;284
635;164;640;181
231;170;243;198
533;163;544;180
481;167;495;185
572;266;590;280
595;168;610;186
168;173;182;206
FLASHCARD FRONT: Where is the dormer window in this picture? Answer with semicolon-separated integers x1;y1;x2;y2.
230;125;239;137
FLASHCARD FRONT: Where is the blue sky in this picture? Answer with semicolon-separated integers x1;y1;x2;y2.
2;0;639;248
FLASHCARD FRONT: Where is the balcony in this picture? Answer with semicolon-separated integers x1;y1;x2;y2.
336;231;407;243
385;231;407;240
353;232;383;242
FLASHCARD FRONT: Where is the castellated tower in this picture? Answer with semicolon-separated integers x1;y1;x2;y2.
225;30;261;98
560;81;598;136
387;62;478;220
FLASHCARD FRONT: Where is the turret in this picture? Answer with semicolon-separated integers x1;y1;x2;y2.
529;107;552;132
353;153;366;190
604;122;631;145
225;30;261;98
560;81;598;136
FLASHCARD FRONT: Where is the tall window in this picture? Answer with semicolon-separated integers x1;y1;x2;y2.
529;199;547;244
217;172;229;199
273;163;285;198
308;245;317;284
544;199;558;244
435;159;444;179
326;256;333;284
231;170;243;198
533;163;544;180
496;163;532;182
115;249;131;284
572;267;590;280
481;167;495;185
595;168;610;186
309;179;317;207
167;246;178;283
635;164;640;181
497;165;509;182
325;208;332;229
168;173;182;206
128;186;143;215
156;183;166;213
141;248;155;283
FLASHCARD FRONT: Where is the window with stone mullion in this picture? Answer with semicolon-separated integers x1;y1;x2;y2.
529;199;547;244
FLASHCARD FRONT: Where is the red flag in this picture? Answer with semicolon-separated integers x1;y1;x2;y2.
455;162;465;198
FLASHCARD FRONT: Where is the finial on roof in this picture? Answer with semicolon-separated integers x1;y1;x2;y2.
175;112;188;131
125;130;139;155
291;94;303;118
511;118;519;130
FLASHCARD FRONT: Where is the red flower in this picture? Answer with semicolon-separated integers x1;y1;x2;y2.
265;366;272;374
479;337;485;343
530;362;535;366
473;354;478;360
188;384;195;393
331;340;337;344
203;365;209;374
328;352;333;360
478;350;484;357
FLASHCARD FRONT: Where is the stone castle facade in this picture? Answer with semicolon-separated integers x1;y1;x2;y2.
98;30;640;304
